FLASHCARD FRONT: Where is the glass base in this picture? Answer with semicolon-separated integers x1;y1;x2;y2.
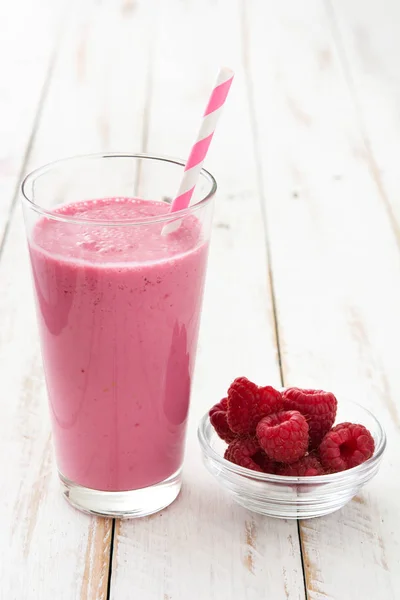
59;469;182;518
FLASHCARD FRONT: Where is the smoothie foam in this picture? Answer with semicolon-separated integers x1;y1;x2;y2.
29;198;208;491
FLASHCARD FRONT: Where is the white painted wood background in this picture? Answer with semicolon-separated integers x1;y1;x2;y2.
0;0;399;598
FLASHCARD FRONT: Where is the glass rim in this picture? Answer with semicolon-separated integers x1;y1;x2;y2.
21;152;217;227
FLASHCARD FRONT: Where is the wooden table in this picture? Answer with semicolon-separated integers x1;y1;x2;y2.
1;0;399;597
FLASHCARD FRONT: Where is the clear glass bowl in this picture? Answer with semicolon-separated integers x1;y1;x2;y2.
198;401;386;519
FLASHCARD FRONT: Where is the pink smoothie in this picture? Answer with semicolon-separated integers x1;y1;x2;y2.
29;198;209;491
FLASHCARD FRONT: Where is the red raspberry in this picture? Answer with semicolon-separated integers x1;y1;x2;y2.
227;377;283;434
256;410;309;463
283;387;337;448
319;422;375;472
276;454;325;476
224;437;263;472
253;450;277;474
209;398;228;417
209;399;236;443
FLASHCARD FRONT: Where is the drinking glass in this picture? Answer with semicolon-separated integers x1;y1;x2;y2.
21;153;216;517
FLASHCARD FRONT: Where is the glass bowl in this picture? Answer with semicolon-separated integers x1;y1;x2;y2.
198;401;386;519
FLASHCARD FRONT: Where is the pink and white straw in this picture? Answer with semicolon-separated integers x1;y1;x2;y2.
163;67;234;234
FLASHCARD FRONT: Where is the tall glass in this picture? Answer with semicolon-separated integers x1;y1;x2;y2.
21;153;216;517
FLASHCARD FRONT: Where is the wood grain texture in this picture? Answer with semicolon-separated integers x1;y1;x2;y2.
244;0;400;598
326;0;400;247
109;1;305;599
0;0;153;597
0;0;66;247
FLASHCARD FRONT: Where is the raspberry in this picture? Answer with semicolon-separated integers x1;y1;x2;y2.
283;387;337;448
319;422;375;472
227;377;283;434
209;398;228;417
256;410;309;463
209;399;236;443
224;437;263;472
253;450;277;474
276;454;325;476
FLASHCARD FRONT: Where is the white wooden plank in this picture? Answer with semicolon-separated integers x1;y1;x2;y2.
110;1;305;599
27;0;153;165
0;0;153;596
244;0;400;598
326;0;400;244
0;0;65;244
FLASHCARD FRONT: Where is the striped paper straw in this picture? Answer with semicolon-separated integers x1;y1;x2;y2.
162;67;234;234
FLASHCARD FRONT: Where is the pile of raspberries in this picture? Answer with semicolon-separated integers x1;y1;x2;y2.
209;377;375;476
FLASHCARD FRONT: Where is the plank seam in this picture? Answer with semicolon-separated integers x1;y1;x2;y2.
0;0;70;263
106;520;116;600
108;16;156;593
240;1;308;598
325;0;400;252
